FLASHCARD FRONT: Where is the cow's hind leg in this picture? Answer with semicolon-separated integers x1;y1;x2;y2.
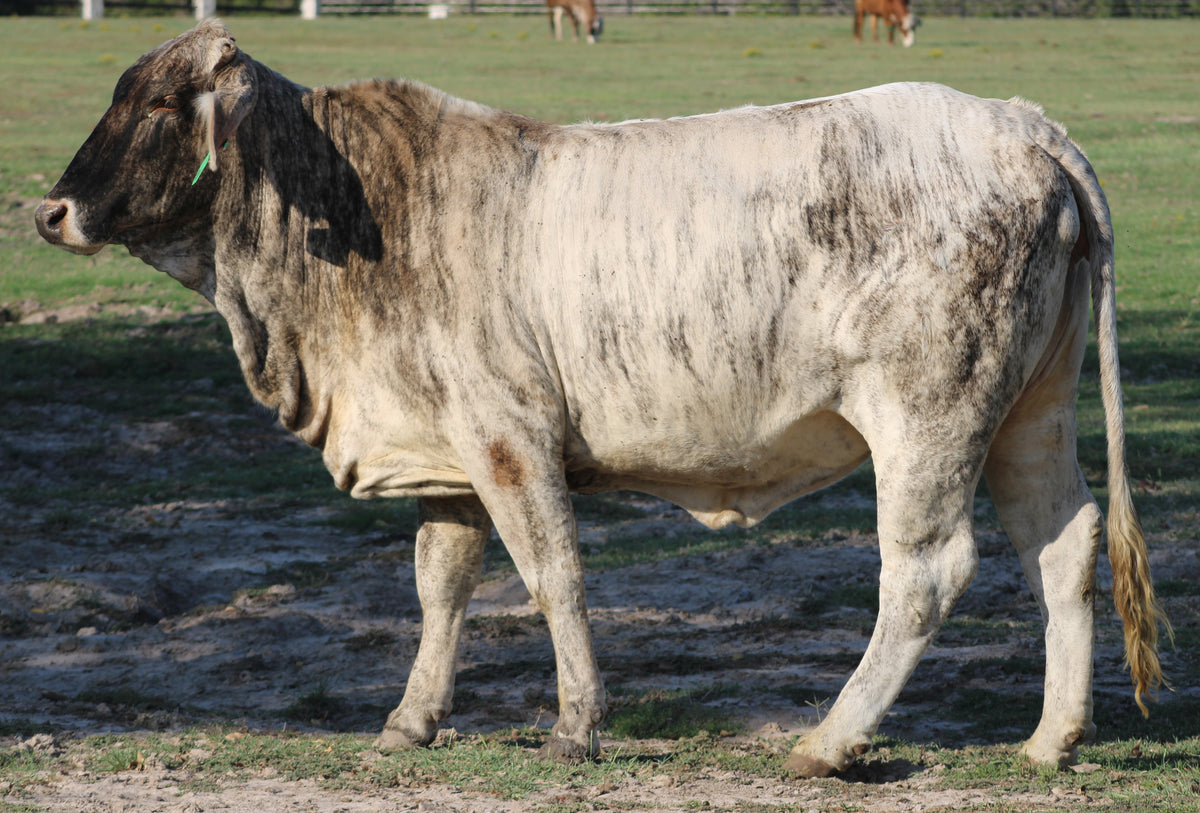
785;450;981;777
985;406;1101;768
983;251;1099;769
376;495;491;750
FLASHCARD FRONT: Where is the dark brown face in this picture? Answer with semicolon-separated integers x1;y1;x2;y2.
35;21;255;258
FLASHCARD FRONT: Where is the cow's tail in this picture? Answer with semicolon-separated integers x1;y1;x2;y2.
1037;110;1173;716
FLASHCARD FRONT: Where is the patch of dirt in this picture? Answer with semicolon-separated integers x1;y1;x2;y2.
0;298;191;326
7;749;1095;813
1;308;1196;812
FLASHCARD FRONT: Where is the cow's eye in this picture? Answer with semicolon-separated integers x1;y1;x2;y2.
151;96;181;115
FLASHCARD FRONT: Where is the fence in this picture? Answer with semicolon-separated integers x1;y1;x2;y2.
4;0;291;14
335;0;1195;14
368;0;1196;13
4;0;1196;18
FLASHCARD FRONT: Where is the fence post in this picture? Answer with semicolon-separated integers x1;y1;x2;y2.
81;0;103;19
195;0;216;18
301;0;320;17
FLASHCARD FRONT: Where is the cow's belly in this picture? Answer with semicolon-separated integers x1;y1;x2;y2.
566;408;870;529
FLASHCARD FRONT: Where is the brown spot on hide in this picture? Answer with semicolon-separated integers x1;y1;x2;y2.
489;440;525;489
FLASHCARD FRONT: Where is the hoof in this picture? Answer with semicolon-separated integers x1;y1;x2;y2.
782;752;841;779
1022;724;1094;770
539;734;601;764
783;739;868;779
373;724;432;752
1021;741;1078;771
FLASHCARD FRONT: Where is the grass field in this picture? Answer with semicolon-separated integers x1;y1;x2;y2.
3;15;1199;309
1;13;1199;813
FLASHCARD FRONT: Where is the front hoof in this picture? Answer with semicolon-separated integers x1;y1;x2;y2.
374;723;433;752
782;752;841;779
539;734;601;764
1021;740;1079;770
1021;744;1075;770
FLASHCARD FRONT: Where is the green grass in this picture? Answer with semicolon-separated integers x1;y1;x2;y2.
0;722;1197;809
607;685;746;739
75;687;170;712
3;16;1198;316
283;682;350;726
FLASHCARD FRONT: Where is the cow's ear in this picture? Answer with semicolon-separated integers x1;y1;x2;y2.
195;36;257;173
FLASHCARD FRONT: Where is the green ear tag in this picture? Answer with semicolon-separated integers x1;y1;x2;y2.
190;141;229;187
190;152;212;186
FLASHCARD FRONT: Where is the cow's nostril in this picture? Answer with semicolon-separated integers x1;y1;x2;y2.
35;200;69;243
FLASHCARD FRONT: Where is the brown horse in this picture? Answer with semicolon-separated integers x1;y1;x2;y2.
547;0;603;44
854;0;919;47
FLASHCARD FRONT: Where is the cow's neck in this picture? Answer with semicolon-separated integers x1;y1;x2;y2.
206;70;544;451
208;68;397;446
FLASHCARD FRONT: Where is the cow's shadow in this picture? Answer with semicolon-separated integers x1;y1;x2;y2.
836;758;923;784
255;99;384;269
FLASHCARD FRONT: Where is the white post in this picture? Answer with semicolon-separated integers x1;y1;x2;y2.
300;0;319;18
81;0;103;20
194;0;216;18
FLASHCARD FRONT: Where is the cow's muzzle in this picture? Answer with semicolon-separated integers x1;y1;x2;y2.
35;198;104;255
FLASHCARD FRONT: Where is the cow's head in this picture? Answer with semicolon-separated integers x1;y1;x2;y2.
35;19;258;293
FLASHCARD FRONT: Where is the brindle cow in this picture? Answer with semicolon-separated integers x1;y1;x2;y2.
36;22;1168;777
548;0;602;43
855;0;919;47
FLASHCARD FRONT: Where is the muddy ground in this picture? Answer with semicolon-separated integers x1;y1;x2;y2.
1;303;1197;812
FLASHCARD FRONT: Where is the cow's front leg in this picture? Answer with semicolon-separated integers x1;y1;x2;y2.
375;495;491;751
465;436;606;762
785;465;980;777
